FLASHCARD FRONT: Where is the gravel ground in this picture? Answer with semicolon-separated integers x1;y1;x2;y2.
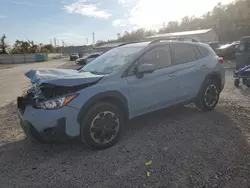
0;66;249;187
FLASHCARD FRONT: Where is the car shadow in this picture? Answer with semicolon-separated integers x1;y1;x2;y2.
0;103;250;187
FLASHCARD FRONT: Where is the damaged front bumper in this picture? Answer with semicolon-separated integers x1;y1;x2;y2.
17;96;81;143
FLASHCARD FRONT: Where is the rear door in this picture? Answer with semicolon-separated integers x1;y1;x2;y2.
170;43;207;102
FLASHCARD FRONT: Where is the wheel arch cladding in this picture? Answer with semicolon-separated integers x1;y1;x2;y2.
77;91;129;124
202;72;222;92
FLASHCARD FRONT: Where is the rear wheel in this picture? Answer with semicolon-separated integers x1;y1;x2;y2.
195;79;220;111
80;102;124;150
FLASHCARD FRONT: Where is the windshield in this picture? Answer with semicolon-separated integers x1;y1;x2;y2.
79;46;143;74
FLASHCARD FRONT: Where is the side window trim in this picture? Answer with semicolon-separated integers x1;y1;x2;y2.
197;46;205;57
138;45;172;70
194;46;204;60
170;43;197;65
124;44;172;77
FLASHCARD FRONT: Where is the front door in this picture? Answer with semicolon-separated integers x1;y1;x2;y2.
125;45;179;117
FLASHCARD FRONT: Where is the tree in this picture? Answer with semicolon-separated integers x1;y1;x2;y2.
0;34;9;54
40;44;54;53
10;39;56;54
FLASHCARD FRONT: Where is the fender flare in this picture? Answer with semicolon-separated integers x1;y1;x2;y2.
77;90;128;123
198;71;223;95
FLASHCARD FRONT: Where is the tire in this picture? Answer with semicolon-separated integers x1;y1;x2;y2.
195;79;220;111
234;79;240;87
80;102;124;150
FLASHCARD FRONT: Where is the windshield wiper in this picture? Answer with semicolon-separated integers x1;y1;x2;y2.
78;69;105;75
89;71;100;74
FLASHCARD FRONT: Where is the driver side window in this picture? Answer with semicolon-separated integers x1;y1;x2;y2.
126;45;171;76
139;46;172;69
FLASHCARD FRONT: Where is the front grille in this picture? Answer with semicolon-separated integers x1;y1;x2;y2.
17;93;34;114
17;97;25;114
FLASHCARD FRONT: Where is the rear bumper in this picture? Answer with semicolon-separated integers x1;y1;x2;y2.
75;60;86;65
70;56;78;61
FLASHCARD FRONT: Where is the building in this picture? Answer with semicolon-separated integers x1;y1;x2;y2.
147;29;218;43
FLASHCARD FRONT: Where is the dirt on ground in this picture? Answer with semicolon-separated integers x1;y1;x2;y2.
0;68;249;188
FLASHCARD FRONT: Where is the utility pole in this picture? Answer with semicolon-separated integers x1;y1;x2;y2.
54;37;57;46
62;40;65;54
92;32;95;45
86;38;88;45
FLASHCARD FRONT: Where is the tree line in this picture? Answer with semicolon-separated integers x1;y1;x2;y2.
96;0;250;46
0;35;60;55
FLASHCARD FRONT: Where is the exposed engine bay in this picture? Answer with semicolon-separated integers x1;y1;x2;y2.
26;81;97;101
18;68;104;111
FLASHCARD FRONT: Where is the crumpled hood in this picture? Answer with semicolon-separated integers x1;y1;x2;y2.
25;68;104;87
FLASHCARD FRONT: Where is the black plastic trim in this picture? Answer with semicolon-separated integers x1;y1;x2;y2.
198;72;223;95
20;117;74;143
77;90;128;123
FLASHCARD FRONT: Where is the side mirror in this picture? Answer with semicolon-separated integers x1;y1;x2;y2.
137;63;155;73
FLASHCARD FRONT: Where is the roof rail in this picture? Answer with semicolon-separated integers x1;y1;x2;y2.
148;37;199;45
118;40;149;46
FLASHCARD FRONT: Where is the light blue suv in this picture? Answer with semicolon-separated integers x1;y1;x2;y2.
17;38;225;150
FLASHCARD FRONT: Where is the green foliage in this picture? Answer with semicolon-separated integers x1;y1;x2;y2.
0;34;9;54
10;40;58;54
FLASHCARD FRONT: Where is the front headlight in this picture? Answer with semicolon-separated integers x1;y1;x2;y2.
36;93;78;109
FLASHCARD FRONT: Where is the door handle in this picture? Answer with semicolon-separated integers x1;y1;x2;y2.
201;65;207;69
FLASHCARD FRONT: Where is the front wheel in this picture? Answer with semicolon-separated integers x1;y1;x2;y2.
195;79;220;111
80;102;124;150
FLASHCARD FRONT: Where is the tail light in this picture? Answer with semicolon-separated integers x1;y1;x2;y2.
218;57;223;64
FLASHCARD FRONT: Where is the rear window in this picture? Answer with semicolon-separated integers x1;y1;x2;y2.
171;43;197;64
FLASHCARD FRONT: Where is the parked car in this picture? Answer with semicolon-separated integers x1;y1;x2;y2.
69;53;79;61
215;41;239;58
17;38;225;150
208;41;225;51
75;52;103;65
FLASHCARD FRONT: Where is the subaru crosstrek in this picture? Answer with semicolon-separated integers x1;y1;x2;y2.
17;38;225;150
